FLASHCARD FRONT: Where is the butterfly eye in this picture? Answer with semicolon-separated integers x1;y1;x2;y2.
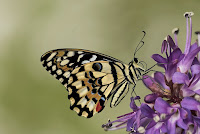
134;58;138;63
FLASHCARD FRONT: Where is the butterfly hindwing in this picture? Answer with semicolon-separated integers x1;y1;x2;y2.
67;61;126;118
41;48;131;118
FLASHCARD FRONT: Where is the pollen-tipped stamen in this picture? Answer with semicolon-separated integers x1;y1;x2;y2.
172;28;179;46
164;36;171;55
189;13;194;49
184;12;189;54
184;12;194;54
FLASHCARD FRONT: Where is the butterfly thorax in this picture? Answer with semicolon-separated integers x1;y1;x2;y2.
126;62;145;84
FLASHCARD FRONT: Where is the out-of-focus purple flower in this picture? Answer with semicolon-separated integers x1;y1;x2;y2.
102;12;200;133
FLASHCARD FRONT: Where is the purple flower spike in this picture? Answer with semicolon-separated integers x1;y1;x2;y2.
102;12;200;134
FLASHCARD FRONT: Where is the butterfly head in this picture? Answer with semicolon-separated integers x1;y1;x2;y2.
133;58;139;64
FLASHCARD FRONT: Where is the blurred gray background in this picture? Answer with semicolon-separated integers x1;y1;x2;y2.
1;0;200;134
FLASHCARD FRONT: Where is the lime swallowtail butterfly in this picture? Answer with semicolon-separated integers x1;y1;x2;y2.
40;33;148;118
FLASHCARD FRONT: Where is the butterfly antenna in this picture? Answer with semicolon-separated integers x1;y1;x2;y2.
133;31;146;58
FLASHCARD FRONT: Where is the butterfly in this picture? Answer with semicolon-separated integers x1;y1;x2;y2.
40;32;148;118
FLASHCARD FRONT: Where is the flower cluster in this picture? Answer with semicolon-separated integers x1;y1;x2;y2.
102;12;200;133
